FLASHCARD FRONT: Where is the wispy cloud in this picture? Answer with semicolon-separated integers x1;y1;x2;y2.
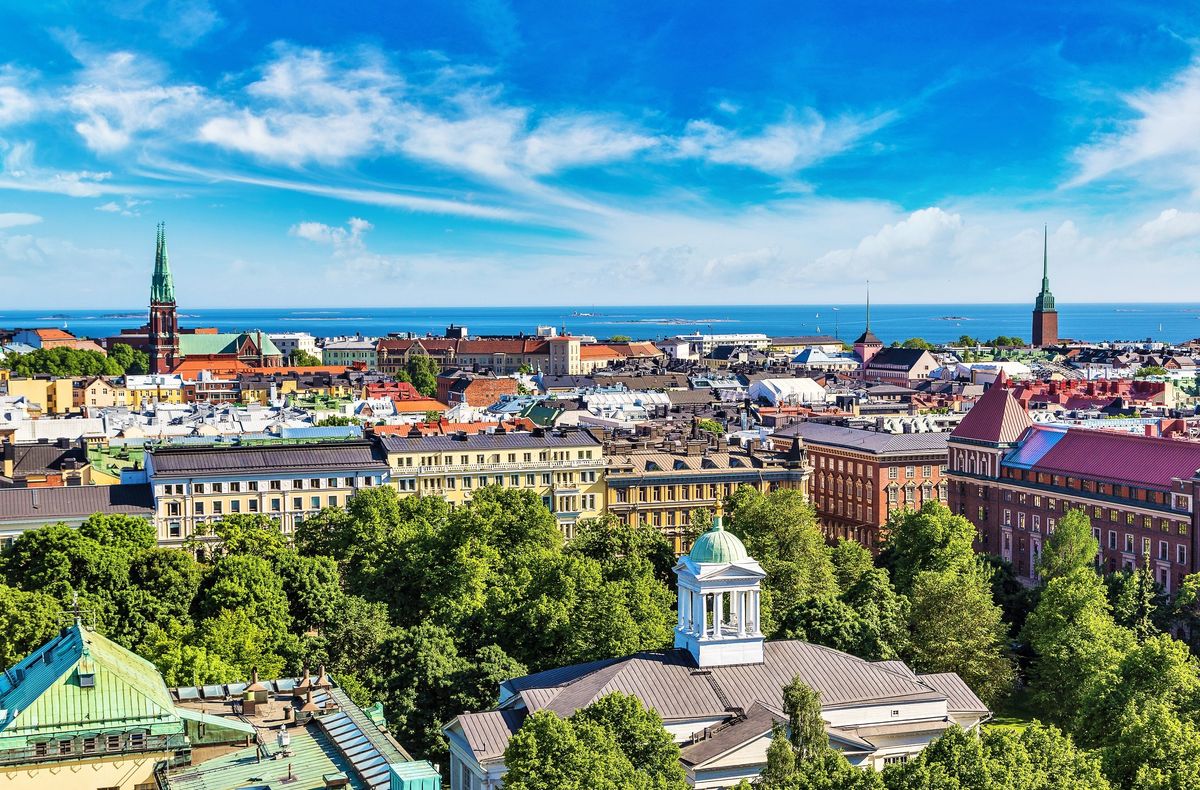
0;142;121;197
0;212;42;228
1070;59;1200;190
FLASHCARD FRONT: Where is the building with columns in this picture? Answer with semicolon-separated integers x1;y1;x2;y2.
444;516;990;789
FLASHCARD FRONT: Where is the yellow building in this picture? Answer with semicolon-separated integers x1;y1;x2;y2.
379;428;605;538
124;374;184;409
604;439;810;553
4;376;77;415
145;440;390;547
75;376;131;410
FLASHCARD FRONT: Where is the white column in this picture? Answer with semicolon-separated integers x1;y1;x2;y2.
753;591;761;634
703;593;710;637
710;588;720;638
737;590;746;637
677;590;685;630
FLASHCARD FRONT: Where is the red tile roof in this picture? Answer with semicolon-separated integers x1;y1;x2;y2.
1029;428;1200;490
35;328;76;340
951;384;1032;445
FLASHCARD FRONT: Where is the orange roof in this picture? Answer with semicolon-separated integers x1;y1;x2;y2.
171;357;254;377
372;417;534;437
580;344;622;360
391;398;450;413
244;365;352;375
36;328;76;340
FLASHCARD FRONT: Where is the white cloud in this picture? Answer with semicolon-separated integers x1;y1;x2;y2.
1135;208;1200;245
810;207;965;279
94;196;146;216
0;212;41;228
0;76;37;126
65;47;215;153
675;109;895;174
290;217;373;249
1071;59;1200;189
0;142;118;197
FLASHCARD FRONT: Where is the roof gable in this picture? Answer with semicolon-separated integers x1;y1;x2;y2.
951;385;1032;445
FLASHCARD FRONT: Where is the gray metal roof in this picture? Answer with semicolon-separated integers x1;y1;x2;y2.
148;441;387;477
917;672;990;714
378;431;599;453
776;422;949;455
0;483;153;524
678;702;782;767
455;709;526;762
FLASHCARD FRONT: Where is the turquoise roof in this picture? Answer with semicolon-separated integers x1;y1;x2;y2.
688;515;749;564
0;622;185;749
179;332;282;358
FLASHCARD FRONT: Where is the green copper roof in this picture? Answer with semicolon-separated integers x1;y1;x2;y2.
0;622;184;749
178;332;282;358
1034;225;1055;312
152;222;176;304
688;514;749;564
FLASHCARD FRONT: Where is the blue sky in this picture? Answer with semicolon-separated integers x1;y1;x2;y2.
1;0;1199;307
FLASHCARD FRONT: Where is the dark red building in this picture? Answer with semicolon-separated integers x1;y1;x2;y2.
148;223;179;374
948;382;1200;591
1032;227;1058;347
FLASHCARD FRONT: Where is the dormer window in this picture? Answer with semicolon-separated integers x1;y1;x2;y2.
78;672;95;689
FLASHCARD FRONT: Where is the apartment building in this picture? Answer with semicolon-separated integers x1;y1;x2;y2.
948;382;1200;590
378;428;605;537
144;441;390;548
772;422;949;552
604;438;810;553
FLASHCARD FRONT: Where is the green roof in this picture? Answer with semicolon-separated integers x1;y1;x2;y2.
166;725;358;790
0;622;185;749
179;332;282;358
88;445;145;478
688;515;749;564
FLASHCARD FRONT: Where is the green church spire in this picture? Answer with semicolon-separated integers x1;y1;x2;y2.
151;222;175;304
1034;225;1055;311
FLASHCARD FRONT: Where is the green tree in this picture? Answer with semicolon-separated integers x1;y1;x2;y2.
276;551;343;632
572;692;688;788
0;584;62;666
1022;568;1134;732
108;343;150;374
315;414;357;426
900;338;933;349
907;562;1014;706
783;677;827;761
1107;564;1165;641
197;554;293;639
726;487;837;629
1037;508;1098;581
1135;365;1168;377
608;335;632;342
78;513;157;552
696;417;723;435
290;349;323;366
829;538;874;594
2;347;123;377
198;513;288;558
567;513;676;584
880;501;977;595
1102;698;1200;790
502;710;639;790
406;355;441;396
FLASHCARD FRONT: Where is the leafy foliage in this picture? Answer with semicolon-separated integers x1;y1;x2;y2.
2;346;125;377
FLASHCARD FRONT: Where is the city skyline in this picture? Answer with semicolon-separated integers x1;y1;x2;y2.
1;2;1199;307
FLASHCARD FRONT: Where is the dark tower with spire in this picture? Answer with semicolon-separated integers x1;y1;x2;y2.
148;223;179;374
853;280;883;364
1031;226;1058;347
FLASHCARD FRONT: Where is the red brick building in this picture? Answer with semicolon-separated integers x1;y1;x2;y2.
773;422;949;552
436;370;520;408
948;382;1200;590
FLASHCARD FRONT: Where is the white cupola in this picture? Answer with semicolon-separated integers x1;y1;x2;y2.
673;510;766;667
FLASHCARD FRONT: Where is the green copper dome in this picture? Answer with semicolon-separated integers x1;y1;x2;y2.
688;515;749;564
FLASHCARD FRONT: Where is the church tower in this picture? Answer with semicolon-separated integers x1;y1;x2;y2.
853;281;883;364
1032;226;1058;347
673;510;766;667
148;223;179;374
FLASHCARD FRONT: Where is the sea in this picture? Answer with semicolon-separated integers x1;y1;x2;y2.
3;304;1199;345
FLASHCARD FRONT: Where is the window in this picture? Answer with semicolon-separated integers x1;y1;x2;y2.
293;497;302;510
1179;545;1188;565
1160;540;1169;561
230;481;241;493
270;480;282;490
194;483;205;494
248;500;258;513
310;496;320;509
34;742;47;757
271;498;281;512
83;736;97;753
293;479;304;490
167;502;180;517
884;755;909;765
328;478;338;488
310;478;322;489
1003;509;1011;526
888;467;898;480
128;732;145;749
212;482;223;493
106;735;121;751
168;523;181;539
230;500;241;513
58;739;73;755
526;474;536;485
328;496;337;507
1124;534;1134;552
345;477;354;488
194;502;205;515
923;465;932;477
